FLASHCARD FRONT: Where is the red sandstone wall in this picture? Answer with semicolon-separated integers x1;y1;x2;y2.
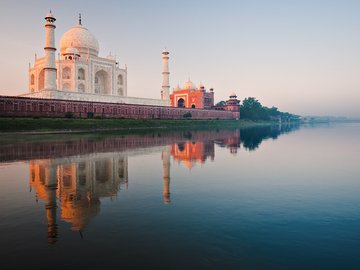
0;95;237;120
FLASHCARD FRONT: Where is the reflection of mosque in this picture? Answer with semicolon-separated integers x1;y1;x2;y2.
26;129;243;244
171;141;215;169
29;155;128;244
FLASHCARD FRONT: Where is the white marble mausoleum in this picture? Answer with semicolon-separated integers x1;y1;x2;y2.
23;12;170;106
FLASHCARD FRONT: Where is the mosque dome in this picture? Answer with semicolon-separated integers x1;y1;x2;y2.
183;79;196;90
60;24;99;57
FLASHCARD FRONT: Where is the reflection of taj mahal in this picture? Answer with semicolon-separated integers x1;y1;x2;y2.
27;130;241;244
29;154;128;244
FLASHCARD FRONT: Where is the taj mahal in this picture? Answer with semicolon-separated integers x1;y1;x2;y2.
24;12;170;106
0;11;240;120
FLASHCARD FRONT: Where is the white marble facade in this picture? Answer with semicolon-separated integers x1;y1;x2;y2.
29;16;127;97
25;13;170;106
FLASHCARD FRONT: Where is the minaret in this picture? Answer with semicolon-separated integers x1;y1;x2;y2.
161;48;170;100
162;146;171;204
44;11;57;91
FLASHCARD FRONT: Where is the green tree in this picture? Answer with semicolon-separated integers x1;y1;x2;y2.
240;97;300;121
215;101;226;106
240;97;268;120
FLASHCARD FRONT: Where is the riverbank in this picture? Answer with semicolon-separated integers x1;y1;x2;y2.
0;117;274;134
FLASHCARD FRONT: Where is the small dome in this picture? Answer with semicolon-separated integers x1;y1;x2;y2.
230;92;237;98
45;12;55;20
162;48;169;55
183;79;196;90
64;47;79;55
60;24;99;57
197;82;204;89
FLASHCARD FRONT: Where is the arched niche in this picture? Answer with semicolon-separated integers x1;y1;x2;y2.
95;70;111;95
78;68;85;80
62;67;71;80
117;74;123;85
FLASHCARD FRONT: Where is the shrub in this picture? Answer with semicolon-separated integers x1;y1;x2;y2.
183;112;192;119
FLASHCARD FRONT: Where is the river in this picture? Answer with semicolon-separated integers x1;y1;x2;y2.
0;123;359;269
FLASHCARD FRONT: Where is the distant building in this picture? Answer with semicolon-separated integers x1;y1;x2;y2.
214;93;241;119
170;80;214;109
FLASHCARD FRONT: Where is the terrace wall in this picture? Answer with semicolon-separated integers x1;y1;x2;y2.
0;95;239;120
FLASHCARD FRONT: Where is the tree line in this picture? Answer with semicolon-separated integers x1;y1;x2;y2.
217;97;300;122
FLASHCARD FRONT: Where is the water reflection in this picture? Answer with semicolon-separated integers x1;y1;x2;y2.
29;156;128;244
0;124;299;244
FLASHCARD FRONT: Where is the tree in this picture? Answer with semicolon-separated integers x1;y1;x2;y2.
216;101;226;106
240;97;300;122
240;97;268;120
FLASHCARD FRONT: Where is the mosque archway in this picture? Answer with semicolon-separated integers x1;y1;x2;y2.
177;98;185;108
95;70;110;95
38;69;45;90
177;143;185;152
191;104;196;108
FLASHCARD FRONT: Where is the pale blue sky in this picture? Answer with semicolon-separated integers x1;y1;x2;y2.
0;0;359;117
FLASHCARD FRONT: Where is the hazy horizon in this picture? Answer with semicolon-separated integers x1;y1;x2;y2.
0;0;359;117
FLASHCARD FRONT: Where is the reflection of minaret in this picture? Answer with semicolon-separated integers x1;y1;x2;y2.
44;164;58;245
162;146;171;204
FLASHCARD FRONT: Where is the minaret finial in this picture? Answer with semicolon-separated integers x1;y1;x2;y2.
79;13;82;25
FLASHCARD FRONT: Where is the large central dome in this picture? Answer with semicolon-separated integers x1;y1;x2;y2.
60;24;99;57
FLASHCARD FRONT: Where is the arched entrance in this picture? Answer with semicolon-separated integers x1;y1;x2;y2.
177;98;185;108
191;104;196;108
95;70;110;95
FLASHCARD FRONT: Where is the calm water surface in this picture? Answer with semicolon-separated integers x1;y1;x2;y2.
0;123;359;269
